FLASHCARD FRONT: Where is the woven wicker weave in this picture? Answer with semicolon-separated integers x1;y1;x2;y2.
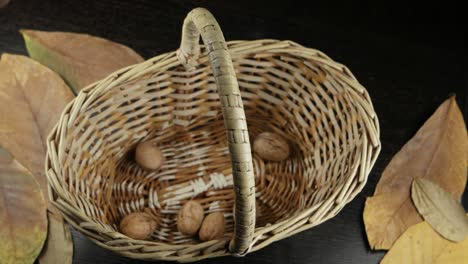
45;8;380;262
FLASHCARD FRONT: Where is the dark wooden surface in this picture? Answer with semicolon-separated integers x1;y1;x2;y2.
0;1;465;263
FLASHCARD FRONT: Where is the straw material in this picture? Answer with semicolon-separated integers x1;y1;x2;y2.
45;8;380;262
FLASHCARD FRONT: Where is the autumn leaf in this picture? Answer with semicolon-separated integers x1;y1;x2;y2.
38;207;74;264
0;53;74;195
0;53;75;263
21;30;144;93
0;0;10;8
364;96;468;250
412;178;468;242
0;148;48;264
380;215;468;264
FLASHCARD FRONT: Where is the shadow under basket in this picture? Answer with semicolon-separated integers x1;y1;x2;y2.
45;8;380;262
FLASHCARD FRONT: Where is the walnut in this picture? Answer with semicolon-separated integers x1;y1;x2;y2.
135;140;165;170
253;132;290;161
177;201;204;235
199;212;225;241
119;212;157;240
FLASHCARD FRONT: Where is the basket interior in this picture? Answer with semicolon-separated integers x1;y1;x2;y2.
57;45;366;245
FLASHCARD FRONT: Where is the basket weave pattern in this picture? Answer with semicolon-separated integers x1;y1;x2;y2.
45;8;380;262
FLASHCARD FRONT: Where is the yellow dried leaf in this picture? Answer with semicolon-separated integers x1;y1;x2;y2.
0;54;74;195
0;148;47;264
381;215;468;264
364;96;468;249
38;207;74;264
0;54;74;263
21;30;144;93
412;178;468;242
364;192;421;249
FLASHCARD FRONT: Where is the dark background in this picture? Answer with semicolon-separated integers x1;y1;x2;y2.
0;1;466;263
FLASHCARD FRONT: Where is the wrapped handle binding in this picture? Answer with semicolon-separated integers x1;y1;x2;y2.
177;8;256;255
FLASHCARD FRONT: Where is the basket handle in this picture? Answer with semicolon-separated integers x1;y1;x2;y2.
177;8;255;255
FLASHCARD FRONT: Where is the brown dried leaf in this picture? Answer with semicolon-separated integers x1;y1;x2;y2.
0;0;10;8
0;54;74;262
0;53;74;195
411;178;468;242
364;96;468;249
21;30;144;93
380;214;468;264
0;148;47;264
38;207;74;264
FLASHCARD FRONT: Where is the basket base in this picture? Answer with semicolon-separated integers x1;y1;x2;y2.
111;112;308;244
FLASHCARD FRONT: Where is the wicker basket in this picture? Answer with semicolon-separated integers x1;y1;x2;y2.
45;8;380;262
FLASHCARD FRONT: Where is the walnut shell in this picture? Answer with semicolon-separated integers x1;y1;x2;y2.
177;201;204;235
199;212;225;241
119;212;157;240
135;140;165;170
253;132;290;161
